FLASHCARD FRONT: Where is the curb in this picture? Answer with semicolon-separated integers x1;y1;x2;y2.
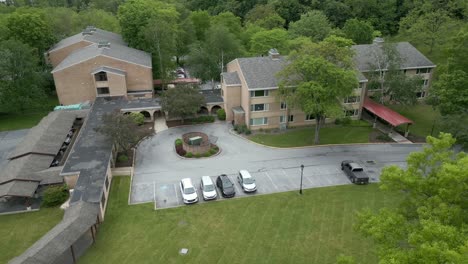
173;143;222;160
228;128;425;150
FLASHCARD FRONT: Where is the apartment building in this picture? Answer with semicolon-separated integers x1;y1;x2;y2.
47;27;154;105
222;40;435;130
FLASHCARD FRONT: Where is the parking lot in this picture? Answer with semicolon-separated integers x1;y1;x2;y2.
130;123;421;209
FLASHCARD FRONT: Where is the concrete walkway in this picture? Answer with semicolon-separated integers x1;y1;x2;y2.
362;113;412;144
154;116;168;133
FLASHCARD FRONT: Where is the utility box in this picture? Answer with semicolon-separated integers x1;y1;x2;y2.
188;136;202;146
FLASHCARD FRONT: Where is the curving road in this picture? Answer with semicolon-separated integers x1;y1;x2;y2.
131;123;423;208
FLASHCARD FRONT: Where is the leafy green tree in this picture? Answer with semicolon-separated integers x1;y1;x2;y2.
161;86;205;123
399;10;455;54
0;40;47;113
74;9;121;33
322;0;351;27
431;70;468;115
272;0;307;25
289;10;332;42
245;4;285;29
211;11;243;39
187;24;245;81
439;113;468;148
6;10;55;57
44;7;78;40
189;10;211;41
249;28;289;55
342;18;374;44
356;133;468;263
129;112;145;125
278;38;358;144
89;0;124;13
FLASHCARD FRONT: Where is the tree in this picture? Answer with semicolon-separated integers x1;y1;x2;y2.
342;18;374;44
431;70;468;115
439;114;468;148
356;133;468;263
249;28;289;55
245;4;285;29
5;10;55;58
399;10;455;54
211;11;243;39
187;24;245;81
278;37;358;144
189;10;211;41
272;0;307;25
289;10;332;42
99;111;152;153
323;0;351;27
74;9;121;33
366;42;421;105
160;86;204;123
0;40;47;113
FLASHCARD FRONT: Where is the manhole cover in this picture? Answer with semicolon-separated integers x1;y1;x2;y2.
179;248;189;255
366;160;376;164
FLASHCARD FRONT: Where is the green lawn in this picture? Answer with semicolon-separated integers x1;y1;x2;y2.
249;122;373;148
388;103;441;138
80;177;399;264
0;96;59;132
0;208;64;263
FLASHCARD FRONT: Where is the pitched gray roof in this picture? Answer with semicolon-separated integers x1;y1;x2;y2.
52;43;152;73
10;201;99;264
0;181;38;198
236;57;287;90
201;89;223;104
1;154;55;183
9;111;86;159
352;42;436;72
48;28;126;53
221;72;241;86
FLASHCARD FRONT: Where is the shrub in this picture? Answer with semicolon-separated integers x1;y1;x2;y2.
194;153;201;158
209;148;217;155
203;152;210;157
185;152;193;158
175;138;183;146
42;185;69;207
190;116;215;124
177;147;186;156
217;109;226;120
129;112;145;125
117;154;128;163
245;129;252;135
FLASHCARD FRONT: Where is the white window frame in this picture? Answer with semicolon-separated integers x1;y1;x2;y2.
288;115;294;122
280;101;287;110
416;91;426;98
250;90;269;97
343;109;359;117
416;68;431;74
250;117;268;126
250;103;269;112
343;96;361;104
279;115;286;123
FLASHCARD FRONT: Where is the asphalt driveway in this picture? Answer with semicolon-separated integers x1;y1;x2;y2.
131;123;423;208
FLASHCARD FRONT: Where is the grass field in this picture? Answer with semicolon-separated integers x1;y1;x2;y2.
389;103;441;137
80;177;399;264
248;121;373;147
0;96;58;132
0;208;64;263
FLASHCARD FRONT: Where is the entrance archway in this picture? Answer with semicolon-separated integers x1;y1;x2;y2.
198;106;209;115
210;105;222;115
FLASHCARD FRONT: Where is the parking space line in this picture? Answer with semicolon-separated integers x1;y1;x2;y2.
153;181;156;203
173;183;181;205
265;171;279;191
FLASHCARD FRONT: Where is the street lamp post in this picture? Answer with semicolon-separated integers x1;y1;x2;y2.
299;164;304;195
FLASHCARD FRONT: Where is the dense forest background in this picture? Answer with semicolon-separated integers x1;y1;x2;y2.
0;0;466;112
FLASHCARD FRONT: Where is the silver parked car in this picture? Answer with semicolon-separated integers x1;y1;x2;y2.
200;176;217;200
238;170;257;192
179;178;199;204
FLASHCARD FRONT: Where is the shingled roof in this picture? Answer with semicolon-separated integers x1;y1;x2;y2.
221;72;241;86
10;201;99;264
352;42;436;72
236;56;287;90
48;28;126;53
9;111;86;159
52;43;152;73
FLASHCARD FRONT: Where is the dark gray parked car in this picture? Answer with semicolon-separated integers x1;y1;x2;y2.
341;160;369;184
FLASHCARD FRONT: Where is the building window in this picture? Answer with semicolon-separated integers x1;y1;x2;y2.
344;109;359;117
288;115;294;122
95;71;108;81
97;87;110;95
416;91;426;98
250;90;269;97
305;114;315;121
250;103;269;112
280;101;287;110
421;79;429;87
279;115;286;123
416;68;431;74
343;96;360;104
250;117;268;126
358;83;364;89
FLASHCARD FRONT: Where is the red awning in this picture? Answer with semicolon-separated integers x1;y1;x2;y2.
363;98;413;127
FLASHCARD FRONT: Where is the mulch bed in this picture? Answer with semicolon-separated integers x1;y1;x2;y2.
115;149;134;167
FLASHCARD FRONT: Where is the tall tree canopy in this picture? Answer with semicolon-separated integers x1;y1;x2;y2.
356;133;468;263
278;36;358;144
342;18;374;44
161;86;205;122
289;10;332;42
249;28;289;56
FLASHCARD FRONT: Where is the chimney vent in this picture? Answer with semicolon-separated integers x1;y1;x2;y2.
86;26;97;32
82;29;93;36
268;48;280;60
373;37;384;45
98;41;111;48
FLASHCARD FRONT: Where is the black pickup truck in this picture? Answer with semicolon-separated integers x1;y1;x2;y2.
341;160;369;184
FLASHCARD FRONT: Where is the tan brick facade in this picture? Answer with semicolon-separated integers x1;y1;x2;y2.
53;56;153;105
47;40;93;68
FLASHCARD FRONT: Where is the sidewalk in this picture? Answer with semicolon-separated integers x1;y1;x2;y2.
154;116;168;133
362;114;412;144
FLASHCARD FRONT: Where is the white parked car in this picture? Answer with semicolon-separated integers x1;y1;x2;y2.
179;178;199;204
200;176;217;200
238;170;257;192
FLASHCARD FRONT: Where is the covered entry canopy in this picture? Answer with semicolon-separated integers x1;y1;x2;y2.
363;98;413;127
